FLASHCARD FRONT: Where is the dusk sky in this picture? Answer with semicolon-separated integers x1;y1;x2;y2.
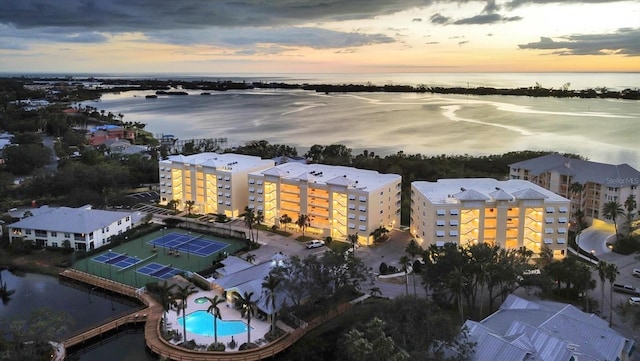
1;0;639;74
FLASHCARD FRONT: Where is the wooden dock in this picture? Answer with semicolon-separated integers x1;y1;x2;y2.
59;268;351;361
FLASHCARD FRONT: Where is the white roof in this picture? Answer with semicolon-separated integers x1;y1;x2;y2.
466;295;633;361
252;163;400;191
164;152;274;172
413;178;568;205
7;206;132;234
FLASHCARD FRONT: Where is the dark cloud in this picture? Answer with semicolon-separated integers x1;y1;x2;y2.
412;18;423;22
518;28;640;56
0;0;444;30
453;13;522;25
505;0;625;9
146;27;394;49
425;41;439;44
458;40;469;46
429;13;451;25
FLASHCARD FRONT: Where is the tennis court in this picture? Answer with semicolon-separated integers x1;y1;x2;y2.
147;231;228;257
137;262;184;280
92;251;142;269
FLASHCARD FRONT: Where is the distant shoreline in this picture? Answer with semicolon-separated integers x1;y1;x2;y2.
5;76;640;100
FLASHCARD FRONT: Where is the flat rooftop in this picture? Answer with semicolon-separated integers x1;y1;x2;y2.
254;163;401;191
162;152;274;172
413;178;569;205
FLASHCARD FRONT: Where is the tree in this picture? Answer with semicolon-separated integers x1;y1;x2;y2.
262;271;282;332
569;182;585;231
245;253;256;264
348;233;359;256
624;194;637;236
167;199;181;215
605;263;619;327
370;226;389;243
175;284;197;343
3;307;73;360
280;214;292;231
296;214;311;238
155;281;177;336
399;255;411;296
597;261;607;316
602;201;625;242
254;209;264;244
242;206;256;244
405;239;423;296
338;317;409;361
184;200;195;216
238;291;257;346
206;295;225;345
3;143;52;175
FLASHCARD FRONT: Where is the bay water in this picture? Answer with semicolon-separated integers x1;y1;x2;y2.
87;72;640;169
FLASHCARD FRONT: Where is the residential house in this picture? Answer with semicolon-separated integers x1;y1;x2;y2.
464;294;634;361
7;205;135;250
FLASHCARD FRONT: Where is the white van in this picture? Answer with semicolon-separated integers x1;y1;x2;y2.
633;269;640;278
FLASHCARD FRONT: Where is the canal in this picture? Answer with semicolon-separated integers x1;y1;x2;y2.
0;269;157;360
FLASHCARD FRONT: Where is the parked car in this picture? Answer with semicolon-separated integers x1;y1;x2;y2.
306;239;325;249
632;269;640;278
613;283;640;296
629;297;640;306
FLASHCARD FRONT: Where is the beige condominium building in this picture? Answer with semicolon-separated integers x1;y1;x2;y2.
411;178;570;258
247;163;402;245
509;153;640;224
159;153;275;218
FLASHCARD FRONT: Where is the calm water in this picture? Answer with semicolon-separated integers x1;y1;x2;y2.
88;72;640;169
0;270;155;360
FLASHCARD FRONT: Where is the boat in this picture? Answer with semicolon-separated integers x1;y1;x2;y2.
145;94;158;99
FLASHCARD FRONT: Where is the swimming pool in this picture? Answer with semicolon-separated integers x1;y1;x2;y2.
177;310;251;337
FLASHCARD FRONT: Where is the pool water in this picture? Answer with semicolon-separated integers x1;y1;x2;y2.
177;310;251;337
194;297;208;304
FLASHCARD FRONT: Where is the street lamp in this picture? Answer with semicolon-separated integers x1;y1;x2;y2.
162;227;167;254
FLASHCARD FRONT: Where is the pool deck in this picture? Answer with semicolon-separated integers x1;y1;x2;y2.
165;290;271;349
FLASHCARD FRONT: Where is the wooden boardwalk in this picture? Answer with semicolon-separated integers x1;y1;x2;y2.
60;269;352;361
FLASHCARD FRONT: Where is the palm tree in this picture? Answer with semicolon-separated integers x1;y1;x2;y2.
245;253;256;264
370;226;389;243
184;200;195;216
296;214;311;238
237;291;257;346
605;263;619;327
597;261;607;316
624;194;637;236
206;295;225;345
279;214;292;231
347;233;359;256
254;210;264;244
399;255;411;296
242;206;256;244
602;201;625;242
175;284;197;343
262;272;282;332
157;281;177;336
167;199;181;214
405;239;423;295
369;286;382;297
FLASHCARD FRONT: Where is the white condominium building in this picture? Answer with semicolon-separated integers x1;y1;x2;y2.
248;163;401;245
159;153;275;218
509;153;640;223
8;205;133;251
411;179;570;258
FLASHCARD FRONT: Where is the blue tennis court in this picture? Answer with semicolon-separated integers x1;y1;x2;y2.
92;251;142;269
147;232;228;257
137;262;184;280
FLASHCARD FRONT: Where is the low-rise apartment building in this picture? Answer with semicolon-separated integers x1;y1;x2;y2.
411;178;570;258
247;163;401;245
509;153;640;224
7;205;133;251
158;153;274;217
